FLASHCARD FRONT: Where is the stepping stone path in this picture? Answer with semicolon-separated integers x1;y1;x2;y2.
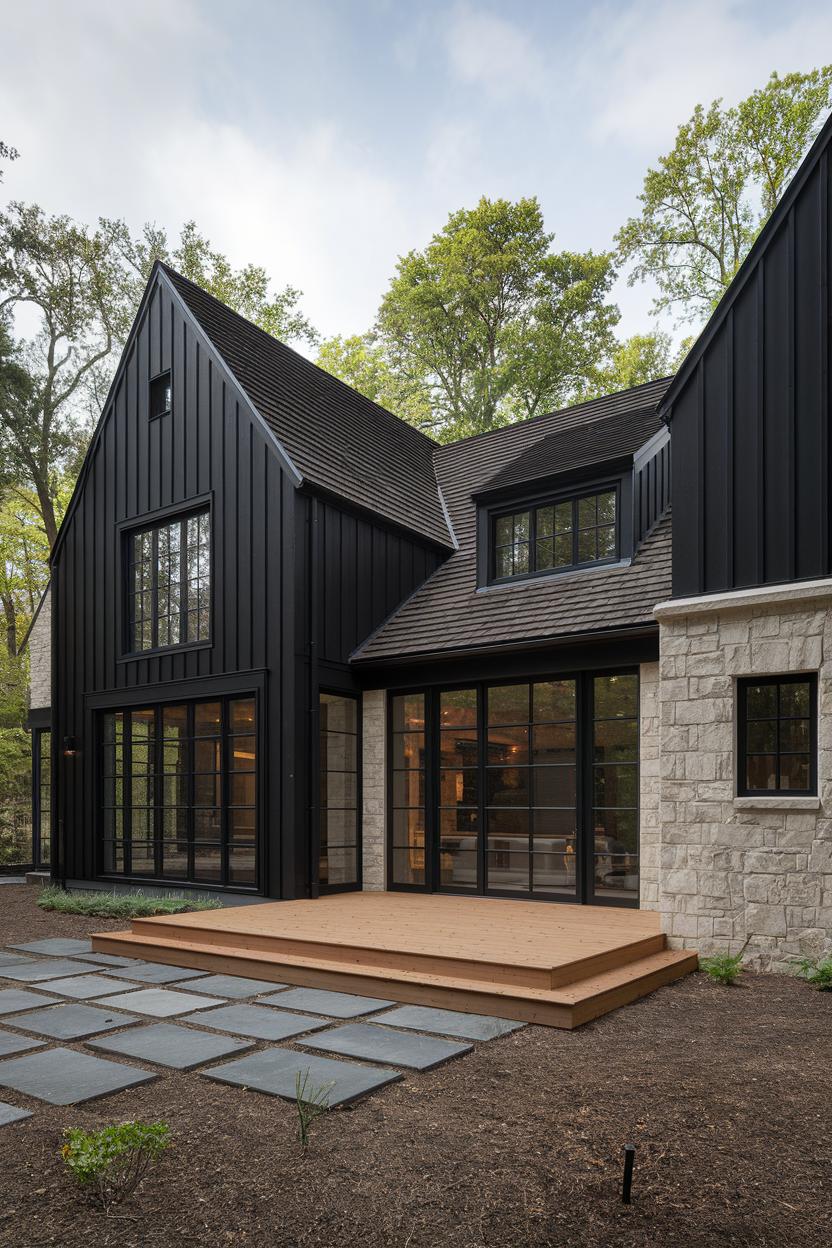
0;958;105;982
0;955;34;968
203;1047;401;1107
107;963;208;985
88;1023;254;1070
183;1003;329;1042
259;987;395;1018
72;952;139;968
170;973;285;999
6;1003;139;1041
0;1046;156;1105
375;1005;526;1041
11;938;92;957
37;974;135;1000
302;1022;472;1071
0;1030;45;1058
95;988;221;1017
0;990;61;1016
0;1101;31;1125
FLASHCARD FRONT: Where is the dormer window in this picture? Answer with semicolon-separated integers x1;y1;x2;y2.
491;487;618;583
150;370;172;419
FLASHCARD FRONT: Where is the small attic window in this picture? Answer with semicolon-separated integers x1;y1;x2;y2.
150;371;172;419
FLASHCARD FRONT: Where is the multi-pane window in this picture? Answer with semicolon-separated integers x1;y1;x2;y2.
738;676;817;795
492;488;617;581
319;694;360;890
391;693;427;886
100;697;257;887
33;729;51;868
592;674;639;902
128;511;210;652
439;689;479;889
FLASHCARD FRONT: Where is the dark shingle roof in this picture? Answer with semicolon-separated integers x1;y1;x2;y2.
162;265;453;549
352;378;672;664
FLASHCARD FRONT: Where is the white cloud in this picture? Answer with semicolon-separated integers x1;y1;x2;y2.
445;3;546;100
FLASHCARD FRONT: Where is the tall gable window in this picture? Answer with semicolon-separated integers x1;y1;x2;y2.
150;371;172;419
128;510;210;652
492;488;617;582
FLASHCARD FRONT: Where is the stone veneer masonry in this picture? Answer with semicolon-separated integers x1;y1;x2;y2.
361;689;386;890
28;586;51;710
655;582;832;970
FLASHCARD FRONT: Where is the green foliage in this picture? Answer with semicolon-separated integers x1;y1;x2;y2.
317;333;433;430
295;1069;334;1151
37;884;222;918
0;142;18;183
62;1120;171;1212
700;949;746;986
795;956;832;990
375;196;619;440
616;68;832;323
577;331;682;401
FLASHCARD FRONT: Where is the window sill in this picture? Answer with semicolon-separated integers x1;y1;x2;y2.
733;795;820;811
117;640;212;664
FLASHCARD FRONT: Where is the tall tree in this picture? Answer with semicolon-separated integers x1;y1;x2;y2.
616;68;832;323
316;333;432;430
376;197;619;440
578;331;679;401
0;141;18;183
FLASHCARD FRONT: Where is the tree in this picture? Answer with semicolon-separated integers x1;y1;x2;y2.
316;333;432;430
616;68;832;323
0;141;18;183
376;197;619;440
578;331;678;401
0;486;51;657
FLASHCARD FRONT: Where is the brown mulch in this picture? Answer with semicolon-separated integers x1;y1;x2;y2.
0;884;828;1248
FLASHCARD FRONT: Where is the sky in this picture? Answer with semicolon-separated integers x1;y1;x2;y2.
2;0;832;352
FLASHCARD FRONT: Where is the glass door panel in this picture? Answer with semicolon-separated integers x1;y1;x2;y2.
591;674;639;903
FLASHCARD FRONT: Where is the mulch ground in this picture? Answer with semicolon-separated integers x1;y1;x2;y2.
0;884;828;1248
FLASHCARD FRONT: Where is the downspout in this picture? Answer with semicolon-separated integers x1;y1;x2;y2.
308;497;321;899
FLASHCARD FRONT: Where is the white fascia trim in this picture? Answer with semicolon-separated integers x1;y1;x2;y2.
654;577;832;620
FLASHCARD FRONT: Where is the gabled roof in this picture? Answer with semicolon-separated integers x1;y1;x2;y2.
162;265;454;550
352;377;671;664
659;108;832;418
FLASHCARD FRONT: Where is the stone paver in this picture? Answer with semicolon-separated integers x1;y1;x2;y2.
203;1047;401;1107
107;963;208;985
0;958;107;982
88;1023;254;1070
0;989;61;1016
37;974;135;1000
170;973;283;999
0;1046;156;1105
259;987;395;1018
374;1005;525;1041
0;1029;45;1057
301;1022;472;1070
0;954;33;968
6;1003;139;1041
185;1004;329;1041
0;1100;32;1125
95;988;221;1017
73;952;140;968
11;938;93;956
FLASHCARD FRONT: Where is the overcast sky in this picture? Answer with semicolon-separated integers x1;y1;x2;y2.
3;0;832;351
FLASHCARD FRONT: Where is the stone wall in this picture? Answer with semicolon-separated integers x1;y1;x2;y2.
28;586;51;710
361;689;386;890
656;583;832;970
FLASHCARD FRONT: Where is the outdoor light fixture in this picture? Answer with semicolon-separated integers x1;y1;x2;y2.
62;736;79;758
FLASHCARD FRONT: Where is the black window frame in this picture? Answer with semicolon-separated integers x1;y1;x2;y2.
32;726;52;870
149;370;172;420
124;506;211;656
737;674;818;797
317;690;362;895
488;482;621;585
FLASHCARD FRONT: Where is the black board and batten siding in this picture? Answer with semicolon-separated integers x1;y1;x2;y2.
665;131;832;598
633;427;670;547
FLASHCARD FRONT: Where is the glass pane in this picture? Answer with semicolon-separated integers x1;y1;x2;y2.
392;769;425;809
532;808;577;839
513;543;530;574
578;529;596;562
593;763;638;807
439;808;479;835
578;496;597;528
487;808;529;837
533;852;577;895
594;674;638;719
746;684;777;718
513;512;530;541
391;693;425;733
194;739;221;773
439;689;477;728
534;681;576;723
230;736;256;770
536;537;554;570
162;705;188;739
439;768;479;807
553;533;572;566
194;702;222;736
779;720;810;752
780;682;810;717
485;767;529;806
597;525;616;557
439;836;478;888
231;774;255;807
533;723;576;764
487;725;529;765
780;755;810;790
321;809;357;849
597;491;616;524
193;845;222;881
392;846;425;886
488;684;529;725
440;728;478;768
536;506;555;538
319;694;356;734
392;732;424;769
194;809;221;840
321;731;356;772
593;718;637;763
554;501;572;533
391;808;425;846
747;720;777;753
593;809;638;852
229;698;256;731
161;842;188;878
594;853;638;900
228;848;257;885
495;547;513;579
534;766;577;807
229;807;257;842
321;846;357;887
130;842;156;874
746;754;776;790
494;515;513;546
487;851;529;892
321;771;356;809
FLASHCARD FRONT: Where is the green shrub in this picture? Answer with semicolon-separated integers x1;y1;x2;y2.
62;1121;171;1212
700;949;745;986
295;1070;334;1151
38;884;222;919
795;956;832;990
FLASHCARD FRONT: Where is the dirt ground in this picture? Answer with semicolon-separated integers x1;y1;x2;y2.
0;884;828;1248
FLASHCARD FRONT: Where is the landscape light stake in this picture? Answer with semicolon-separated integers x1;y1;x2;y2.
621;1145;636;1204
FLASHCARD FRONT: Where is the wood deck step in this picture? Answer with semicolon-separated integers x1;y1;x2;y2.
91;930;697;1029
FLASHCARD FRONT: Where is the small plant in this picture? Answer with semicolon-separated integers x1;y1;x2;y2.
294;1070;334;1151
62;1120;171;1213
794;955;832;990
38;884;222;919
700;940;749;986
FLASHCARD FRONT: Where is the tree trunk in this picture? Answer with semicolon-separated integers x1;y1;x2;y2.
32;476;58;548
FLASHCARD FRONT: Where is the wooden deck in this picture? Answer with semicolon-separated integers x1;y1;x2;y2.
92;893;697;1029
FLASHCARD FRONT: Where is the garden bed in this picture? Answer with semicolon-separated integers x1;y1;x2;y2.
0;884;828;1248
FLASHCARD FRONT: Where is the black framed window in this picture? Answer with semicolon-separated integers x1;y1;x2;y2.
591;674;639;902
100;696;257;888
150;371;172;419
491;487;617;582
738;675;817;795
32;729;51;869
319;693;360;891
390;693;427;887
127;510;210;652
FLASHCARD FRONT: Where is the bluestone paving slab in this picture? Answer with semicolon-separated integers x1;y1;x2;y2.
0;1046;156;1105
0;989;61;1016
6;1003;140;1041
259;987;395;1018
301;1023;472;1070
73;952;140;968
88;1023;254;1070
0;1101;32;1126
11;938;93;956
95;988;221;1017
169;973;283;999
0;954;34;968
0;1029;45;1057
107;963;208;985
203;1047;401;1107
374;1005;526;1041
185;1004;329;1041
0;958;106;982
37;974;135;1000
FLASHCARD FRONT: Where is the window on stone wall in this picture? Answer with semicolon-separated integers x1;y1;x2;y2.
738;675;817;796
